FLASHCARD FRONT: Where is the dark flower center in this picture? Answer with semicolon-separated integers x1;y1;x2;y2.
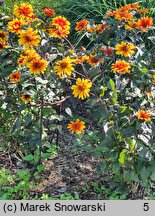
34;62;41;69
60;62;68;69
24;35;32;42
78;85;85;91
122;45;128;52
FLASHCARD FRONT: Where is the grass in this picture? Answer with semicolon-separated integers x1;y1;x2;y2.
1;0;66;13
1;0;155;20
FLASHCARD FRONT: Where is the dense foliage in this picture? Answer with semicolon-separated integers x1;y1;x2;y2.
0;1;155;199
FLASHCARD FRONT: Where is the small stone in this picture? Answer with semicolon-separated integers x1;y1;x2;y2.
16;162;26;169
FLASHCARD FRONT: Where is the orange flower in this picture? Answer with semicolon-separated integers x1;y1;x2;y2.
115;41;135;57
88;54;104;67
7;18;23;34
17;49;39;67
107;11;116;17
112;60;130;74
21;94;32;103
52;16;70;30
18;27;40;48
48;16;70;38
107;3;140;18
13;3;34;20
9;71;21;83
0;30;8;42
97;24;108;34
86;24;101;33
43;7;55;17
128;3;140;10
137;17;153;31
152;74;155;83
76;55;89;64
97;23;108;34
104;47;114;56
138;9;149;14
27;57;48;75
125;21;138;31
47;25;70;38
137;110;151;122
120;3;140;11
100;46;104;51
75;19;88;31
17;56;26;66
0;39;7;51
115;10;133;21
67;119;86;134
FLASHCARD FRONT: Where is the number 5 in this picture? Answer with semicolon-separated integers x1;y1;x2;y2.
143;203;149;211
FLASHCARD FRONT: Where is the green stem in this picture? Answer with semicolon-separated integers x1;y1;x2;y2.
38;96;44;165
99;98;117;142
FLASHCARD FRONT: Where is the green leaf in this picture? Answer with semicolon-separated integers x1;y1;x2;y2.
119;149;128;165
111;91;118;104
35;148;40;156
150;173;155;181
119;106;128;113
109;79;115;91
97;161;106;173
42;153;52;159
126;138;135;152
140;166;151;180
112;163;120;174
129;171;139;182
82;145;94;152
23;154;34;162
37;165;45;172
123;171;131;182
141;67;148;74
36;140;42;147
122;127;135;138
11;117;22;134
